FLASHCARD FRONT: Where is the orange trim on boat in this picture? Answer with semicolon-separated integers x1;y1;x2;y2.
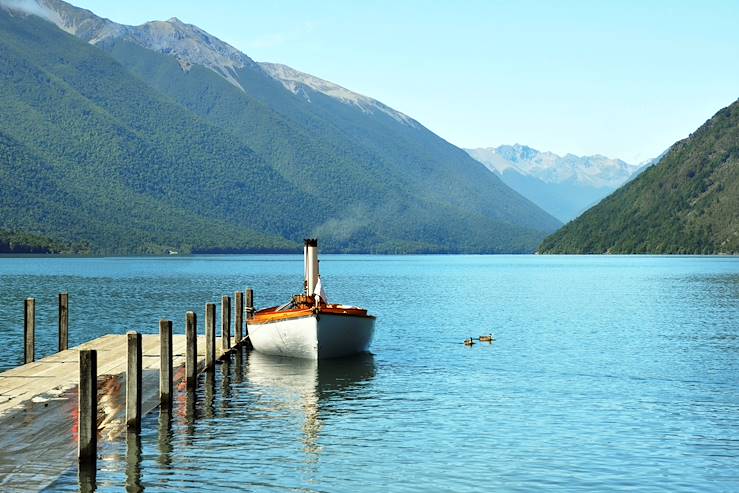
251;305;373;324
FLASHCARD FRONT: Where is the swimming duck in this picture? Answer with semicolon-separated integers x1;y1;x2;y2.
479;334;494;342
464;337;475;346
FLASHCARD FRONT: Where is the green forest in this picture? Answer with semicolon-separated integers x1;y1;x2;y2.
539;100;739;254
0;229;82;254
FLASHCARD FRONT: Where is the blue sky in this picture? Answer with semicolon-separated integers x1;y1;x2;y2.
73;1;739;163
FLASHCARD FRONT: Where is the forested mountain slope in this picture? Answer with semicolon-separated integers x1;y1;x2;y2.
0;10;298;254
539;100;739;254
92;17;561;252
0;1;561;253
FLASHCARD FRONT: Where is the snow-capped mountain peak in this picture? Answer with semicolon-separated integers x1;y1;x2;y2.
2;0;256;90
466;144;639;188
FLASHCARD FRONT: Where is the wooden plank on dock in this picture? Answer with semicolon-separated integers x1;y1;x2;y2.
0;334;226;416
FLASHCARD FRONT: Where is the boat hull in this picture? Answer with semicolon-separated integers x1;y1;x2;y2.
248;312;375;360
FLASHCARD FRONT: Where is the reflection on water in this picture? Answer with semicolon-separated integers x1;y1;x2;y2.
98;375;124;440
125;432;143;493
180;387;197;445
245;352;376;458
59;350;378;491
234;347;244;384
78;460;96;493
203;372;216;419
220;357;232;412
157;409;173;469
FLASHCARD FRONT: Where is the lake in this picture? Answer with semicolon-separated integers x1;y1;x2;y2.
1;255;738;491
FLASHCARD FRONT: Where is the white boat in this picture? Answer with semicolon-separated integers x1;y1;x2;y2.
247;239;376;359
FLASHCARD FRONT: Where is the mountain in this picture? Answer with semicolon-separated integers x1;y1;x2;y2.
539;100;739;254
0;0;561;254
0;6;307;255
465;145;640;222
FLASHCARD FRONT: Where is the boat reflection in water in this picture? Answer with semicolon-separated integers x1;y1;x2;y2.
245;351;376;456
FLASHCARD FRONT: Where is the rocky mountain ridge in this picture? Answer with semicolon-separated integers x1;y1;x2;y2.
4;0;255;89
259;62;418;127
466;144;639;188
464;144;643;222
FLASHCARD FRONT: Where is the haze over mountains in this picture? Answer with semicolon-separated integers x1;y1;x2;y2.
0;0;561;254
466;145;644;222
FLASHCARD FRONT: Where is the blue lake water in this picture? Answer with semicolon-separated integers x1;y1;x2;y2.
0;255;738;491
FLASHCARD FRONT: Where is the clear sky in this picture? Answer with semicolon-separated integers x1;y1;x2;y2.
72;0;739;163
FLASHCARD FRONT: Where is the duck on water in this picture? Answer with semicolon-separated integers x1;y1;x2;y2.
248;239;376;360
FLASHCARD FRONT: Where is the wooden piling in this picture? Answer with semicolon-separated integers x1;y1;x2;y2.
235;291;244;346
24;298;35;364
186;311;197;388
159;320;173;406
205;303;216;371
245;288;254;349
58;292;69;352
78;349;97;462
246;288;254;320
221;296;231;351
126;331;142;431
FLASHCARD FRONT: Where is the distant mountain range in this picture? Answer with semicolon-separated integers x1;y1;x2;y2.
539;100;739;254
466;145;645;222
0;0;561;254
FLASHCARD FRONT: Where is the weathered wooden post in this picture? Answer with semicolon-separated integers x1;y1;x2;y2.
159;320;173;406
126;331;142;431
59;292;69;352
78;349;97;462
246;288;254;320
24;298;35;364
205;303;216;371
234;291;244;346
221;296;231;351
186;311;197;388
245;288;254;349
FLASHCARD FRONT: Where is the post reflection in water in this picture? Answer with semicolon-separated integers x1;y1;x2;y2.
77;351;376;491
125;432;143;493
245;351;376;461
220;357;232;412
204;371;216;419
78;461;96;493
234;347;244;385
158;408;173;469
179;385;198;445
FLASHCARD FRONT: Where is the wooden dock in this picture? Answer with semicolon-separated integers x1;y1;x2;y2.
0;291;256;491
0;334;232;490
0;334;225;416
